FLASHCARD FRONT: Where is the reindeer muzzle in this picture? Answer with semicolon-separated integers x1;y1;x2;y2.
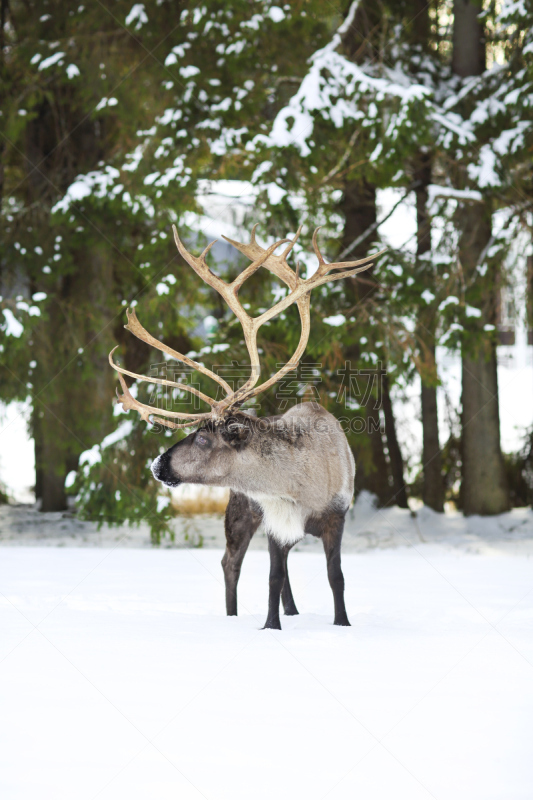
151;452;181;488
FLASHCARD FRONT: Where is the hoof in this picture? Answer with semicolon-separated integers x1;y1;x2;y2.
334;618;351;627
283;608;299;616
263;620;282;630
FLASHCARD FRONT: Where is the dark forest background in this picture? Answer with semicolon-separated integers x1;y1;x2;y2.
1;0;533;538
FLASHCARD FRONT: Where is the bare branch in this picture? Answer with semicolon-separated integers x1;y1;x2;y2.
319;128;360;186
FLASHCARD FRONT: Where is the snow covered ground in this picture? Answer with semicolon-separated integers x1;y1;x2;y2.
1;182;532;797
1;542;532;800
1;494;533;799
2;492;533;554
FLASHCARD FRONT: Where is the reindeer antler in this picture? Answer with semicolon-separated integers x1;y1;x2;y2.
218;225;385;409
109;224;385;428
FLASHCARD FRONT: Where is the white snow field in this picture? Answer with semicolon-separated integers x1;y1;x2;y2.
1;507;533;800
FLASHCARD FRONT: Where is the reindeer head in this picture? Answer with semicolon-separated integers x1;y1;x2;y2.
151;414;261;488
109;223;383;438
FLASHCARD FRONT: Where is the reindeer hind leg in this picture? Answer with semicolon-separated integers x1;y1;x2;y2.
320;510;351;627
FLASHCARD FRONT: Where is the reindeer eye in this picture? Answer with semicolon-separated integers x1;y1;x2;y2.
196;434;208;447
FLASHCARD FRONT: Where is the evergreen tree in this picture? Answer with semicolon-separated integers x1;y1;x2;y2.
1;0;531;532
0;1;338;532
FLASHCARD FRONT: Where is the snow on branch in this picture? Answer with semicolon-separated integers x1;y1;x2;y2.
249;1;476;157
427;186;483;203
51;167;122;214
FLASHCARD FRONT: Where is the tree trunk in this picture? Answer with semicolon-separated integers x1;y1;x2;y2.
421;375;444;509
33;410;44;502
453;0;509;515
382;374;409;508
32;290;71;512
458;203;509;515
340;178;393;506
32;244;115;512
415;152;444;511
358;401;392;505
338;0;408;507
39;404;69;512
462;343;509;515
452;0;486;77
21;93;117;512
405;0;445;511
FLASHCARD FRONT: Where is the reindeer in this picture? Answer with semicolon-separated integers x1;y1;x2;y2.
109;224;382;629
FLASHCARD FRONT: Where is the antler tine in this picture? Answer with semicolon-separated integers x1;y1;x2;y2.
124;307;233;396
319;257;388;283
173;226;218;279
222;222;261;257
326;251;387;271
219;293;311;411
109;347;217;407
221;231;254;256
215;225;311;411
114;371;211;426
223;233;386;409
150;416;203;430
174;225;288;414
312;226;327;272
173;225;261;328
280;224;303;264
312;226;386;276
116;382;192;430
198;239;218;266
222;226;301;290
252;245;387;330
115;372;150;422
230;237;292;294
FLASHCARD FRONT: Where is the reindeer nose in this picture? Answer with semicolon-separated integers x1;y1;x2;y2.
151;452;181;487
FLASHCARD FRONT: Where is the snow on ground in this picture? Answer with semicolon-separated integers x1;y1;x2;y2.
1;496;533;798
1;541;532;800
1;184;531;797
2;491;533;555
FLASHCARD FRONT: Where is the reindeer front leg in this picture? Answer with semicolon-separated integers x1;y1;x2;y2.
222;492;261;615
